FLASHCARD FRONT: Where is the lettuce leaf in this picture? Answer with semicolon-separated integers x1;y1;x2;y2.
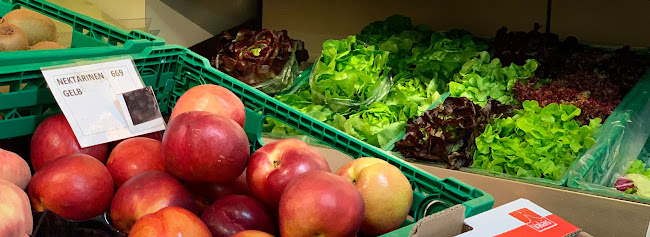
627;159;649;175
395;97;515;169
449;52;539;107
627;174;650;198
472;101;601;180
310;35;391;112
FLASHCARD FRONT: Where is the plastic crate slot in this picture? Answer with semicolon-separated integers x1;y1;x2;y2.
276;106;289;116
42;3;56;14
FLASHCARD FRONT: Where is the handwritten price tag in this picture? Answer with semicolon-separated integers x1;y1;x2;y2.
41;57;165;147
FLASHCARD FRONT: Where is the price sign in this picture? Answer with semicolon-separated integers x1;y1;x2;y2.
41;57;165;147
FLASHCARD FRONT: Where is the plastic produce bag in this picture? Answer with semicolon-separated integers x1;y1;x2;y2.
308;35;393;112
212;29;309;96
250;51;302;95
567;72;650;201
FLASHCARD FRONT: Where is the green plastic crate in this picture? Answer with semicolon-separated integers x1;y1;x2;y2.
0;44;493;235
566;72;650;204
0;42;168;139
0;0;163;51
0;0;164;137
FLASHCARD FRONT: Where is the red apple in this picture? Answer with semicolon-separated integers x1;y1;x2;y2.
110;170;198;233
128;206;211;237
30;114;108;171
337;158;413;236
0;179;32;237
200;195;275;237
108;131;163;151
106;137;165;188
169;84;246;127
247;139;330;208
0;148;31;189
231;230;275;237
28;153;114;221
279;171;364;237
163;111;249;183
185;171;250;213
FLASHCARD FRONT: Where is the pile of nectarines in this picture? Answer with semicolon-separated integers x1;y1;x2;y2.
0;84;414;237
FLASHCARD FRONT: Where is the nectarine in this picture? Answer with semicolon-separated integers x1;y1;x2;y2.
30;114;108;171
28;153;114;221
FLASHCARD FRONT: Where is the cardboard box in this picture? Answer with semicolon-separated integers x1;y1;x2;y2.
408;198;590;237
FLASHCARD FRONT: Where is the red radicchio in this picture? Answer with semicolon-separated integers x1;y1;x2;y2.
615;177;635;192
212;29;309;87
394;97;514;169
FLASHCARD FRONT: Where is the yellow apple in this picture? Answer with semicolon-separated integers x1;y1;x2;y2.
337;157;413;236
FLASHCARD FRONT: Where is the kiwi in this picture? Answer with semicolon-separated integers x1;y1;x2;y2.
2;9;57;45
0;22;29;52
30;41;64;50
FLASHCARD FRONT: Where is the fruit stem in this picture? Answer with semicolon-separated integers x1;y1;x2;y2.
0;25;13;35
273;160;281;168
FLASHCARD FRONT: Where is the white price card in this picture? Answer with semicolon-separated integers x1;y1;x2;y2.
41;57;166;148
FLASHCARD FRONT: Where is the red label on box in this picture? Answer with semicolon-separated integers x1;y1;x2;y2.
495;209;579;237
509;208;557;232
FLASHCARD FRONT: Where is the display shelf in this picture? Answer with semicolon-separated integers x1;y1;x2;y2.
267;137;650;237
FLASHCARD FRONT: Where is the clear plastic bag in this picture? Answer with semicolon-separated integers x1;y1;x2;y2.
251;51;302;96
567;72;650;200
308;66;393;112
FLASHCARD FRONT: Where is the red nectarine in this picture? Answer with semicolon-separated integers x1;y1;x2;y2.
28;153;114;221
110;171;198;233
168;84;246;127
30;114;108;171
163;111;250;183
0;148;31;190
106;137;165;188
279;171;364;237
247;139;330;208
128;206;211;237
0;179;32;237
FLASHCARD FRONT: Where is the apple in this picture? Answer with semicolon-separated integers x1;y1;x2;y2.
163;111;250;183
168;84;246;127
247;139;330;208
30;114;109;171
28;153;114;221
185;171;250;213
0;179;32;237
279;171;364;237
128;206;211;237
200;195;275;237
108;131;163;151
337;157;413;236
231;230;275;237
106;137;165;188
0;148;31;189
110;170;198;233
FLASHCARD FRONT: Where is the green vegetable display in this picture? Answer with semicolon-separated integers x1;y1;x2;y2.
266;15;487;148
309;35;391;112
472;100;601;180
449;52;539;107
